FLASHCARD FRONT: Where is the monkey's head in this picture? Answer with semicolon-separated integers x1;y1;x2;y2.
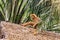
30;14;37;20
30;14;41;22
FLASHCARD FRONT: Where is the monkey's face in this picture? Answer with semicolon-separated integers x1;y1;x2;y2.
30;14;36;20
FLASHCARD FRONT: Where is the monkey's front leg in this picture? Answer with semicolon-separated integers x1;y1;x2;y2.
32;23;37;28
32;24;38;35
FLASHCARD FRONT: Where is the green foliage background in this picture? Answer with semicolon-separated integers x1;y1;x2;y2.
0;0;60;32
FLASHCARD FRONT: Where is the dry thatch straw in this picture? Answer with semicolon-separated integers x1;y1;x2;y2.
0;21;60;40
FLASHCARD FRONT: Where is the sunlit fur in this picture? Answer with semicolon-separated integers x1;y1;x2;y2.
21;14;41;29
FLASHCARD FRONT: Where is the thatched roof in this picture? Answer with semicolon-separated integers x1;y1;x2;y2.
0;21;60;40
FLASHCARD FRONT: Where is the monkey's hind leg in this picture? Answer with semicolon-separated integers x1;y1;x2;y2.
21;22;35;27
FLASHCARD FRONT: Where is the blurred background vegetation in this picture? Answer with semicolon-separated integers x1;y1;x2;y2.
0;0;60;33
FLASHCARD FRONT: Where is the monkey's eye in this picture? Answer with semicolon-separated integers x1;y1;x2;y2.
32;17;35;19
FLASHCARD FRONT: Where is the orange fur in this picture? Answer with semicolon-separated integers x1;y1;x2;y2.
21;14;41;28
21;14;41;35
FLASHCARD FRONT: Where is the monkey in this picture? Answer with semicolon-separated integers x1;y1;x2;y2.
21;14;42;35
21;14;42;29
